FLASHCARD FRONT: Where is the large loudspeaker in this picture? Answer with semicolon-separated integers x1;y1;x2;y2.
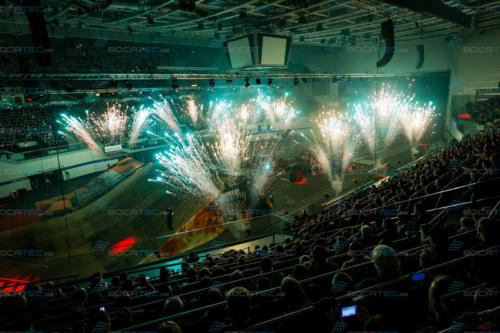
376;19;395;68
23;0;51;67
416;44;425;69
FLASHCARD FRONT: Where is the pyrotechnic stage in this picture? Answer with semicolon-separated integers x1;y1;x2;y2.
0;87;438;280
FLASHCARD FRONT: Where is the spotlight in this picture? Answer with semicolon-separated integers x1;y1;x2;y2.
256;78;261;85
191;80;198;87
245;77;250;88
294;77;299;86
267;78;273;86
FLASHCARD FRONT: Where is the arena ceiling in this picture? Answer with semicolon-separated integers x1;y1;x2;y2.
1;0;500;46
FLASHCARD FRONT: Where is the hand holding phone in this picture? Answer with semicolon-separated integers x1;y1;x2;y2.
341;305;357;318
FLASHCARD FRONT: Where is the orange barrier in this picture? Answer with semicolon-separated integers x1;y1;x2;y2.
157;202;225;258
36;157;143;216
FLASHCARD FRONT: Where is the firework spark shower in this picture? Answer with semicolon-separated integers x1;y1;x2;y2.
352;86;436;157
311;110;359;191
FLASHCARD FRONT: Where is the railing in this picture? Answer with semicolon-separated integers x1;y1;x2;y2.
438;305;500;333
247;244;500;331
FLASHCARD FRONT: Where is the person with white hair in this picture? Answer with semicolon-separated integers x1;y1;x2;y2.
355;244;401;290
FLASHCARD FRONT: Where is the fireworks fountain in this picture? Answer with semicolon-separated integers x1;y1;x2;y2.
352;86;436;164
129;106;152;146
58;114;102;154
400;101;436;146
311;110;359;192
257;92;298;130
151;98;178;131
152;131;221;200
84;103;130;145
209;118;251;176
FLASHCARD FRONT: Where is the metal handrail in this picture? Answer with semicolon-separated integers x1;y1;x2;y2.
247;244;500;330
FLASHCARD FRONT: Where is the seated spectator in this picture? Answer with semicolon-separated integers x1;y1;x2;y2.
164;296;184;316
226;287;251;330
331;272;354;297
280;277;308;311
158;320;183;333
342;240;376;281
260;257;284;287
428;275;453;329
356;245;401;290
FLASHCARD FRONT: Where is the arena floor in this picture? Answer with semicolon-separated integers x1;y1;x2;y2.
0;144;415;284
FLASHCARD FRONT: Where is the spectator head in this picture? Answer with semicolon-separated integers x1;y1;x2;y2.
158;321;182;333
121;278;134;292
360;225;374;241
477;217;498;243
163;296;184;316
260;257;273;272
428;275;451;323
292;264;308;280
74;288;88;304
299;255;310;264
198;267;210;279
111;275;121;288
347;240;365;258
459;217;474;231
312;245;328;265
230;269;244;281
226;287;251;328
365;314;399;331
473;287;497;311
331;272;353;295
419;247;439;269
280;277;306;307
160;267;169;282
119;272;128;282
333;237;349;254
371;245;400;277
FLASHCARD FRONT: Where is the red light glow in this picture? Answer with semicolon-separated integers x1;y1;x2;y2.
109;237;137;254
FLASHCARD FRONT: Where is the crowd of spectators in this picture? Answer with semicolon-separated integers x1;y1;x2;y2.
466;95;500;124
1;101;500;332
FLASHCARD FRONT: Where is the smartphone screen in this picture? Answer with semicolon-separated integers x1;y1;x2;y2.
341;305;357;318
411;272;426;281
